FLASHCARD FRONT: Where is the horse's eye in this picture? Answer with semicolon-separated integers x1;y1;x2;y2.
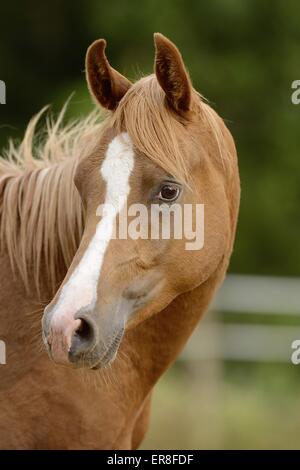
157;184;181;202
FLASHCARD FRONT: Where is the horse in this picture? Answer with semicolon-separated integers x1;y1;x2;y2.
0;33;240;449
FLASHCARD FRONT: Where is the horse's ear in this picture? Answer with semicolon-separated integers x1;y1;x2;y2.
154;33;192;113
85;39;132;110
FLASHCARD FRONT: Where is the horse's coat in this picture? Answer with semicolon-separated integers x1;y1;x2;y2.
0;34;240;449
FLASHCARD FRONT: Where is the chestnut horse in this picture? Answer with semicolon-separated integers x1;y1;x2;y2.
0;34;240;449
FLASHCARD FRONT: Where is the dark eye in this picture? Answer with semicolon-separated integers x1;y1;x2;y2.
157;183;181;202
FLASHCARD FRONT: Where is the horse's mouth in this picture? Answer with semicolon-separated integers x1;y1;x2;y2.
69;328;125;370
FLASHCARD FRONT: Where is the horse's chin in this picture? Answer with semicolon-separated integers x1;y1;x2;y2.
90;348;119;370
71;328;124;370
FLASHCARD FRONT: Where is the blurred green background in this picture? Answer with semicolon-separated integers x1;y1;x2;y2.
1;0;300;449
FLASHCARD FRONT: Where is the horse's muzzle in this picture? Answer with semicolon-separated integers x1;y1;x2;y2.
42;306;124;369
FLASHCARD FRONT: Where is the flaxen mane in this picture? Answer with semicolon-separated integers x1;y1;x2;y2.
0;76;230;296
0;106;101;296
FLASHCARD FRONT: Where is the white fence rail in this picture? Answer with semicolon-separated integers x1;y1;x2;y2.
212;274;300;315
181;274;300;363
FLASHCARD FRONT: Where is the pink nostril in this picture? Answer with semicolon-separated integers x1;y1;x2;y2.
47;318;82;364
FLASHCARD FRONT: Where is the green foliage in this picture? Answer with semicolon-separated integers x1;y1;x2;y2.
0;0;299;276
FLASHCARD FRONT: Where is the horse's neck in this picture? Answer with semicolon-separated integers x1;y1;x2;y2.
125;257;227;392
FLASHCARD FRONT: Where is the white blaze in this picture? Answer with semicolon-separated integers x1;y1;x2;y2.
51;132;134;324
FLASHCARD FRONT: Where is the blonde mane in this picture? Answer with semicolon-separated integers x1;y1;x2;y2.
0;106;103;296
0;76;230;296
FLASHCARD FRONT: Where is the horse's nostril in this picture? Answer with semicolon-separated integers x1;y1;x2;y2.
69;317;97;361
75;318;92;341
